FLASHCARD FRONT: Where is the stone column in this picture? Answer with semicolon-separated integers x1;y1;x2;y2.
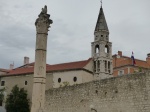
31;5;53;112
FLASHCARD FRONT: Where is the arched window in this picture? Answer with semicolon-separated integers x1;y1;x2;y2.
95;45;99;53
105;45;109;53
73;77;77;82
58;78;61;83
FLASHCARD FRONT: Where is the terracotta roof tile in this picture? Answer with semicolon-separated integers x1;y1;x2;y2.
3;58;92;76
7;67;34;76
134;59;150;68
17;62;50;68
113;55;150;68
47;58;92;71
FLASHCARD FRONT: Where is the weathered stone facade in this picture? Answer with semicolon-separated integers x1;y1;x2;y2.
45;71;150;112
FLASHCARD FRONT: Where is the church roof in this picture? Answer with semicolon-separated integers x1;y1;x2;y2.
95;6;109;32
17;62;50;68
1;58;92;76
47;58;91;72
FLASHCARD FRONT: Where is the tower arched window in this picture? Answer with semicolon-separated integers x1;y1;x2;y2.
95;45;100;53
105;45;109;53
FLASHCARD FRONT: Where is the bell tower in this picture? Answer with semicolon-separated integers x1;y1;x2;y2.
91;4;113;80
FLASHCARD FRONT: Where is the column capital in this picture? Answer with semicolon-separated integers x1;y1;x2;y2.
35;5;53;33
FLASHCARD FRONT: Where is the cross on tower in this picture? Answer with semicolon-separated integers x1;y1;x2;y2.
100;0;102;7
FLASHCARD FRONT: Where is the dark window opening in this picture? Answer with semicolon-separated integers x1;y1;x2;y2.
25;81;28;85
0;100;2;106
108;61;111;73
101;35;103;37
58;78;61;83
73;77;77;82
105;61;107;72
94;61;96;72
1;81;5;86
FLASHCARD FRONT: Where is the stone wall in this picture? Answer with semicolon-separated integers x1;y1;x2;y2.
45;72;150;112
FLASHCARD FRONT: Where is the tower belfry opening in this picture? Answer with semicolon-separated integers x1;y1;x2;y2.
105;45;109;53
95;45;100;53
91;3;113;80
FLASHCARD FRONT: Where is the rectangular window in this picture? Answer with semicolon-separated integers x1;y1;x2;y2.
118;70;124;76
25;81;28;85
1;81;5;86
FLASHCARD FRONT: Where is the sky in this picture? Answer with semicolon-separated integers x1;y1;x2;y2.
0;0;150;69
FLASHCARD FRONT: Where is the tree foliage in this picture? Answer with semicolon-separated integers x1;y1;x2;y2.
5;85;30;112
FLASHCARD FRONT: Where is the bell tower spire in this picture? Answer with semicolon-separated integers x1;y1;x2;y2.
95;2;109;33
91;3;113;80
100;0;102;8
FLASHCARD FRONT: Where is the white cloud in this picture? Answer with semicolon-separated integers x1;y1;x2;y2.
0;0;149;68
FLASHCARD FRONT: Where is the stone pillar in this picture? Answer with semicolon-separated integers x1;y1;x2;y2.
31;5;53;112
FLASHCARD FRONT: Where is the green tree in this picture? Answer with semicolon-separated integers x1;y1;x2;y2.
63;81;70;87
5;85;30;112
